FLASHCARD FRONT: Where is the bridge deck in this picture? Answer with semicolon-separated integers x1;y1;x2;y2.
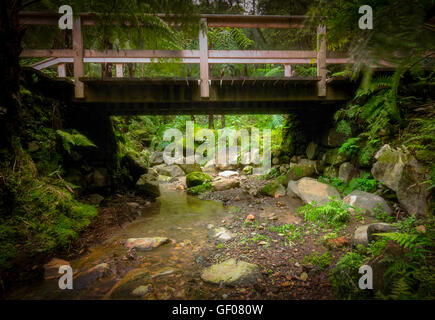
79;77;352;114
23;68;353;115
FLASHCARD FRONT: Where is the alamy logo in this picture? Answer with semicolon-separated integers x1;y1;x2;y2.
162;121;271;175
58;265;73;290
359;5;373;30
358;265;373;289
58;5;73;30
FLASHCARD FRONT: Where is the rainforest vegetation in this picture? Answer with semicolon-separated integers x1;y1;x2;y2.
0;0;434;300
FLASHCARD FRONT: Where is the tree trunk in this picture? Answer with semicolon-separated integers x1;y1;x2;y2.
221;115;225;128
0;0;25;151
191;115;195;122
208;114;214;129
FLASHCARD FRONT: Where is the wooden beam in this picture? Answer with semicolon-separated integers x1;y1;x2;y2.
19;11;308;29
284;64;292;77
199;18;209;98
57;63;66;77
115;64;123;77
209;50;315;59
73;17;84;98
20;49;74;58
316;25;326;97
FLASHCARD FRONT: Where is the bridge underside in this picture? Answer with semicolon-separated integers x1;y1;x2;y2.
23;69;354;115
78;77;352;115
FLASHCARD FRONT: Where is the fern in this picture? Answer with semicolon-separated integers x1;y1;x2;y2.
56;130;96;154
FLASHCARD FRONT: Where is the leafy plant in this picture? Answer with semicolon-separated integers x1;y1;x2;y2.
56;130;96;154
297;198;351;228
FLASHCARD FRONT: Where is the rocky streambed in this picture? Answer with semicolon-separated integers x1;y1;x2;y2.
6;144;414;300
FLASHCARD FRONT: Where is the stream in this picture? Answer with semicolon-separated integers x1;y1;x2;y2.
9;185;233;300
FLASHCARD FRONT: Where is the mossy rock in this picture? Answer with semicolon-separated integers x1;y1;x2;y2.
136;173;160;198
186;172;212;188
287;161;316;181
260;179;286;197
187;182;214;195
323;148;349;165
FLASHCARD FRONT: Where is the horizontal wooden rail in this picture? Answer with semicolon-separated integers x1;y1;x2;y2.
19;11;308;29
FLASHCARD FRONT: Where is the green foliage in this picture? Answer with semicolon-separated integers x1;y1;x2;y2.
330;252;368;299
297;198;351;228
302;251;333;271
186;172;212;188
339;137;360;157
318;173;377;195
56;130;96;154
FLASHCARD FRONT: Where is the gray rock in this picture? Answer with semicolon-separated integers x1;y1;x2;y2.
286;180;300;198
123;237;169;251
323;148;349;166
200;258;262;286
157;165;184;177
136;173;160;198
371;145;430;217
212;178;240;191
286;159;316;181
177;155;202;174
131;285;152;297
75;263;112;289
322;128;349;147
260;180;286;197
43;258;70;280
343;190;392;216
151;152;164;166
323;165;339;178
296;177;341;205
352;223;396;247
208;227;235;241
338;162;359;184
306;141;318;160
219;170;239;177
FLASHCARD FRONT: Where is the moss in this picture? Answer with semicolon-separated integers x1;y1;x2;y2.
186;172;212;188
260;179;284;196
187;182;214;195
287;163;316;180
0;141;98;268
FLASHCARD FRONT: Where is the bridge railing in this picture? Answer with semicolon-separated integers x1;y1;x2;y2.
20;12;342;99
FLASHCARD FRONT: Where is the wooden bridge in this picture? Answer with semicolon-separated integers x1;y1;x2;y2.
19;12;375;114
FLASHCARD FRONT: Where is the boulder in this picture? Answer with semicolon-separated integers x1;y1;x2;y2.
136;173;160;198
323;165;339;178
286;180;300;198
322;128;349;147
352;223;396;247
323;148;349;165
123;237;169;251
286;160;316;181
151;152;164;166
200;258;262;286
343;190;392;216
260;179;286;197
202;160;217;174
177;155;202;174
371;145;430;217
218;170;239;178
104;268;151;299
296;177;341;205
157;165;184;177
74;263;112;289
212;178;240;191
306;141;318;160
338;162;359;184
186;172;212;188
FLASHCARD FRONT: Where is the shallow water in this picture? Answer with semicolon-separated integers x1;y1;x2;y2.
10;187;230;299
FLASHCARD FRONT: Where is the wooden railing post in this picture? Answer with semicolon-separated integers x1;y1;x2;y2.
115;64;123;77
199;18;209;98
57;63;66;77
72;16;84;98
316;25;326;97
284;64;292;77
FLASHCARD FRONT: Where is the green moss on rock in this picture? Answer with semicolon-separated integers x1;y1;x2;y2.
186;172;212;188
